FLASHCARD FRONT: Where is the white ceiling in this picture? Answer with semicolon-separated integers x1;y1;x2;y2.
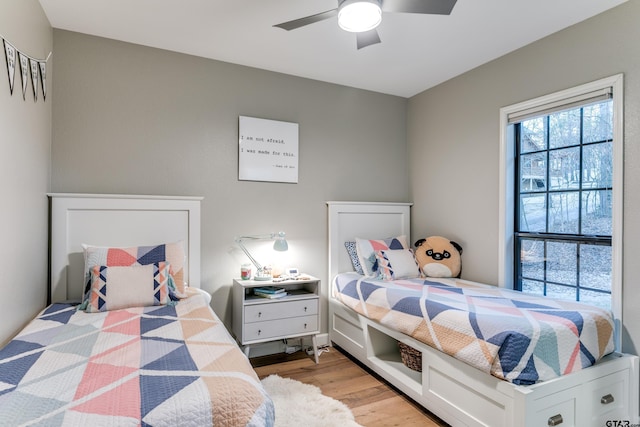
39;0;627;98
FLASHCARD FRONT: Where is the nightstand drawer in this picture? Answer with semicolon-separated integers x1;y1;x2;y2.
245;299;318;323
244;315;318;341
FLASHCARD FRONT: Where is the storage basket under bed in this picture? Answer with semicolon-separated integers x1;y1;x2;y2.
398;342;422;372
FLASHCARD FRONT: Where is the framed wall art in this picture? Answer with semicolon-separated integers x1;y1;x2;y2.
238;116;299;183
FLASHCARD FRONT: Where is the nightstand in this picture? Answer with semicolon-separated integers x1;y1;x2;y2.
232;276;320;363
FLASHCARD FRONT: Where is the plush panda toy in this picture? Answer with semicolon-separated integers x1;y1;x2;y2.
414;236;463;278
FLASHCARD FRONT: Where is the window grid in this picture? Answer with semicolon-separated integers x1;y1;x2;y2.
514;105;612;306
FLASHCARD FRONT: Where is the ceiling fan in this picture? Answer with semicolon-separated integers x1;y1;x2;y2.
274;0;458;50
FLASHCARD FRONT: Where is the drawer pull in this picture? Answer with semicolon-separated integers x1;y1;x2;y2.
304;306;308;312
257;330;261;335
258;312;262;317
304;323;307;329
601;394;614;405
548;414;563;426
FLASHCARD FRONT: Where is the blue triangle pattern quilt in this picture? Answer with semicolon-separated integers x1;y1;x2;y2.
333;273;614;385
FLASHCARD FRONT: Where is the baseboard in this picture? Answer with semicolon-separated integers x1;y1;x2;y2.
315;333;330;347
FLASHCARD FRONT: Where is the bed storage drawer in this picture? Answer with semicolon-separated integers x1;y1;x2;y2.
585;369;630;425
244;315;318;341
530;386;580;427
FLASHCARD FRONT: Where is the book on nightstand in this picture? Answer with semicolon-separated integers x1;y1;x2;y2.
253;286;285;294
254;290;288;299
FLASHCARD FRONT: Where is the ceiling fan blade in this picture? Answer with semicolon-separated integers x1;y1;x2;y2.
381;0;457;15
356;29;381;50
274;9;338;31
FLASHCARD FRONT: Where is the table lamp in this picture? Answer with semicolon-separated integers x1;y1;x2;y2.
235;231;288;280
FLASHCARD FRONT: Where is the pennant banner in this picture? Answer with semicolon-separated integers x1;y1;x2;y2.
29;58;38;101
39;61;46;101
3;39;16;95
19;52;29;100
1;34;51;102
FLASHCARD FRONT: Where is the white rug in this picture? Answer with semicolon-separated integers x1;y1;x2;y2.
261;375;363;427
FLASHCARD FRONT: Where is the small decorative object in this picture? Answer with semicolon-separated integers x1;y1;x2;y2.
414;236;463;278
286;267;300;278
241;263;252;280
261;265;273;278
238;116;299;183
235;232;288;281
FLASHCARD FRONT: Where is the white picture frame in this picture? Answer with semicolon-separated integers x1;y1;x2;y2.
238;116;299;183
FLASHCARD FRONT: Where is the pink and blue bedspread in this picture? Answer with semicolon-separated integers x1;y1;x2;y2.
0;291;274;426
334;273;615;385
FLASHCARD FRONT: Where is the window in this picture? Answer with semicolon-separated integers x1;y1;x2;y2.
499;75;623;332
515;101;613;309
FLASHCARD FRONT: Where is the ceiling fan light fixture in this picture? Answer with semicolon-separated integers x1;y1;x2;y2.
338;0;382;33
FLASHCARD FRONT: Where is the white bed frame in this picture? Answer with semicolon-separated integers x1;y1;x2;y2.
49;193;203;303
327;201;639;427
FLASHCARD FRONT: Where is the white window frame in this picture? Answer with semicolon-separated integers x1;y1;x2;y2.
498;74;624;349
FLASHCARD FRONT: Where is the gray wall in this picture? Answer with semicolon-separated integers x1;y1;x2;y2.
0;0;52;345
50;30;409;329
408;1;640;354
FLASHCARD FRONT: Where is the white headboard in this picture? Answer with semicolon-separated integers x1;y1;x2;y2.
49;193;202;303
327;201;412;282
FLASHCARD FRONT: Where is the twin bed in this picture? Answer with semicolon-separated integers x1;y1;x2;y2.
0;194;274;426
327;201;639;427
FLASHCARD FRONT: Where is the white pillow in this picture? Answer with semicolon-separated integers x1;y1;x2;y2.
83;262;176;312
82;241;187;300
375;249;421;280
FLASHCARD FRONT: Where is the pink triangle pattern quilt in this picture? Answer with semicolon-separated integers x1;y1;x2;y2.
333;272;615;385
0;290;274;426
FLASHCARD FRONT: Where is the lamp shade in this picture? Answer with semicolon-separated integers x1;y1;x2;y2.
338;0;382;33
273;231;288;251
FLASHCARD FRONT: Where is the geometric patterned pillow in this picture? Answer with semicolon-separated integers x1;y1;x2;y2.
344;241;365;275
83;262;176;312
355;235;408;276
82;241;186;303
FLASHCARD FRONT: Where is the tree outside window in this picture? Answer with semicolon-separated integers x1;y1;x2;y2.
515;101;613;310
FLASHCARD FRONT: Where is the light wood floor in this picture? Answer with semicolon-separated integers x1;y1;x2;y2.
251;347;449;427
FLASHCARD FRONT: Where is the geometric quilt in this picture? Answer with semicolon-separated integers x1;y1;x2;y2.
334;273;615;385
0;290;275;426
